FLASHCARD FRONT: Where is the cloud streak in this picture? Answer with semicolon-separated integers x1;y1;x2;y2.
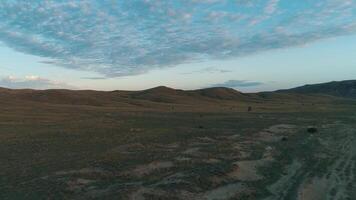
0;0;355;76
0;75;75;89
181;67;232;75
212;80;264;88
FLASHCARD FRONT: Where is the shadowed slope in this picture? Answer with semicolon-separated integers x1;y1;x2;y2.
189;87;250;100
0;88;133;107
130;86;187;103
130;86;251;103
278;80;356;99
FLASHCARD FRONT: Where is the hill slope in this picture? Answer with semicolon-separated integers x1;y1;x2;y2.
278;80;356;99
188;87;250;100
0;81;351;111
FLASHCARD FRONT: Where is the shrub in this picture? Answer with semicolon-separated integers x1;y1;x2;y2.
307;127;318;133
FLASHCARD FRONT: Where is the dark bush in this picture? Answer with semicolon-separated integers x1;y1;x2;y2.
307;127;318;133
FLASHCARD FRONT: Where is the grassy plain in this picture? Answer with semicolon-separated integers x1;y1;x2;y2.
0;87;355;199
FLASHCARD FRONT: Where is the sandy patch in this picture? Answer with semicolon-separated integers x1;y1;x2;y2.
130;128;143;132
266;160;302;199
209;175;225;186
203;158;221;164
154;172;189;186
227;160;265;181
129;188;167;200
112;143;145;153
258;131;283;142
55;167;111;177
182;147;201;156
200;183;246;200
263;146;274;160
197;137;217;143
227;134;241;140
189;142;212;146
131;161;174;177
129;182;247;200
66;178;95;192
232;144;251;159
266;124;297;134
156;143;180;149
258;124;297;142
175;156;192;162
239;151;251;159
298;178;328;200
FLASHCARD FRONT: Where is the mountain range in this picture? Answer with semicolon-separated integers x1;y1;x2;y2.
0;80;355;109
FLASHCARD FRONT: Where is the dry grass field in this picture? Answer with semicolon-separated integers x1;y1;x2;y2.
1;86;356;199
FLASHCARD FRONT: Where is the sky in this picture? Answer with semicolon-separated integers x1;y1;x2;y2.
0;0;356;92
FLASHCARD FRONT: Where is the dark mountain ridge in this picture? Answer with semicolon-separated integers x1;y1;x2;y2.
278;80;356;99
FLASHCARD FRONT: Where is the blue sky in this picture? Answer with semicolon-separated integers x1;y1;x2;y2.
0;0;355;92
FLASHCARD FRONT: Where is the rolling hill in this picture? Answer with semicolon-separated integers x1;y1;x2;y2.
1;81;356;199
0;80;354;111
278;80;356;99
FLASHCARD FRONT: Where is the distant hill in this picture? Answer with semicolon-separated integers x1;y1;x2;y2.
0;88;132;106
130;86;186;103
130;86;252;103
0;86;251;107
0;81;352;109
278;80;356;98
189;87;249;100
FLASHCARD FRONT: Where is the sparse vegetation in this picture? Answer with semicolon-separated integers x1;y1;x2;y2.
1;86;356;199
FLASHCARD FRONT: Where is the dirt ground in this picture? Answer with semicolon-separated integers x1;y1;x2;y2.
0;93;356;199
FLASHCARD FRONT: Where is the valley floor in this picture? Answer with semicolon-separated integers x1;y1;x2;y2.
0;101;356;200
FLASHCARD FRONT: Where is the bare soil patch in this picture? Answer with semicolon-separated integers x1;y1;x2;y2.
131;161;174;177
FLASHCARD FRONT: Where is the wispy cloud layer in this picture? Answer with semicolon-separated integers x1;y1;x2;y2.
181;67;232;75
0;75;74;89
212;80;264;88
0;0;355;76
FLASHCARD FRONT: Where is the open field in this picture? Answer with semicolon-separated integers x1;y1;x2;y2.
1;87;356;199
1;0;356;198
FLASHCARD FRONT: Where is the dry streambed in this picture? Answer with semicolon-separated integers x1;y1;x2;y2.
28;122;356;200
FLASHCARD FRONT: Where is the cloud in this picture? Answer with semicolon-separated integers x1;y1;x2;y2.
265;0;280;14
212;80;264;88
0;75;75;89
181;67;232;75
81;77;107;80
0;0;355;77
